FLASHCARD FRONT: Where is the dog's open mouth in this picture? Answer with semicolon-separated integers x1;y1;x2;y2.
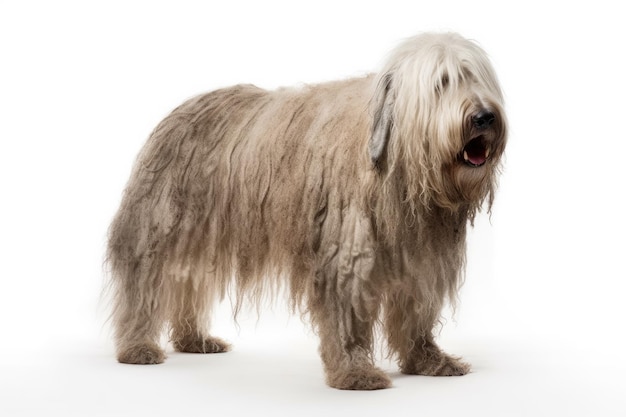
462;137;490;167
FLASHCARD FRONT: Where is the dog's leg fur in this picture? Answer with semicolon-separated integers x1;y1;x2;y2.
112;254;168;365
381;208;471;377
169;280;230;354
107;162;178;364
314;303;389;390
309;206;390;390
384;291;470;376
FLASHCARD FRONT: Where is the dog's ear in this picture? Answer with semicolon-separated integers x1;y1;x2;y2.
369;73;394;167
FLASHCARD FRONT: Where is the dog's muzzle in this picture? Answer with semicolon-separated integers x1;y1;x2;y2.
461;110;496;167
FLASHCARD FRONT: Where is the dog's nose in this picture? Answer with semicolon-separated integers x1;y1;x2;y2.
472;110;495;129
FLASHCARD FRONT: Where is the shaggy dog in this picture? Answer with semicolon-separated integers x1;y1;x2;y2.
107;32;507;390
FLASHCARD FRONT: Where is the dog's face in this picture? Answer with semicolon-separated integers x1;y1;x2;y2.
440;72;507;206
370;33;507;210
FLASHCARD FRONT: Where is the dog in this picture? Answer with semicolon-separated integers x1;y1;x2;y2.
107;32;507;390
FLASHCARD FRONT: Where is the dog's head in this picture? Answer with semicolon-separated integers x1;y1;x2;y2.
370;32;507;212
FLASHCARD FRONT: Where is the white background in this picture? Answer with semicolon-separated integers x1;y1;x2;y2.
1;0;625;415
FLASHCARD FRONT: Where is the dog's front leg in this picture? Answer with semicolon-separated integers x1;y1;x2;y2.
308;209;390;390
310;287;389;390
384;290;470;376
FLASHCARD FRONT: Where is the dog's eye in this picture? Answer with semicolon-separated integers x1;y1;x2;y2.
441;74;449;88
436;73;449;94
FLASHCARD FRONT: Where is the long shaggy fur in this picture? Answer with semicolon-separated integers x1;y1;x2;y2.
107;32;507;390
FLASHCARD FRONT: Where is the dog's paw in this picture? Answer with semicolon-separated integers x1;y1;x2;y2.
117;343;166;365
173;336;231;354
327;366;392;390
402;353;470;376
427;355;471;376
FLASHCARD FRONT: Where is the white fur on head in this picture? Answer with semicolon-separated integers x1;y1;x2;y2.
369;32;507;214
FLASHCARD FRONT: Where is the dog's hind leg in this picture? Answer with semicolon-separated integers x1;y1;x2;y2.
108;182;179;364
111;253;168;365
169;277;230;354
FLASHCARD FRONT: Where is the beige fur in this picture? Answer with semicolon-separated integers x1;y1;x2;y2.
106;32;507;390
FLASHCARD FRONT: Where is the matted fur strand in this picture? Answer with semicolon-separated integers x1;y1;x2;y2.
106;32;507;390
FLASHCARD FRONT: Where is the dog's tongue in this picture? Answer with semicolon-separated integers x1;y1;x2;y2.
467;150;486;166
